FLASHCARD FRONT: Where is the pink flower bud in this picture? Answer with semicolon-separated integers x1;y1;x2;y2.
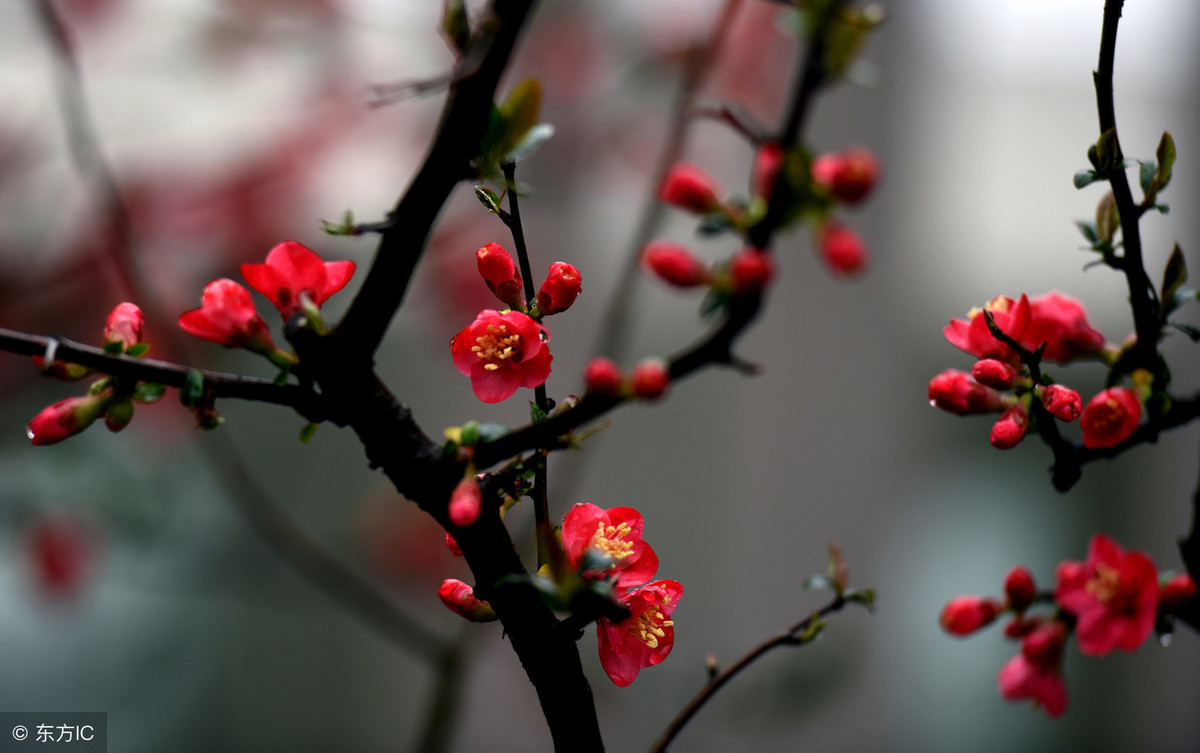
1160;573;1197;613
1080;387;1141;448
971;358;1017;390
659;161;722;213
1041;384;1083;422
940;595;1003;636
27;394;108;446
536;262;582;315
448;477;482;527
437;578;498;622
1005;566;1036;612
475;242;525;309
990;404;1030;449
752;142;785;201
927;370;1006;415
584;357;624;396
630;358;670;400
812;147;880;204
817;223;866;277
104;302;144;350
641;241;711;288
728;248;774;295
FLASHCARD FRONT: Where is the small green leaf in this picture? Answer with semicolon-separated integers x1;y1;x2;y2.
181;369;205;406
845;587;876;613
474;185;503;214
1086;144;1100;170
102;341;124;354
132;382;166;403
1155;203;1170;215
1169;321;1200;342
1094;127;1119;172
299;422;319;443
124;343;151;358
530;402;549;423
440;0;471;58
1074;220;1098;244
1073;170;1100;189
1153;131;1175;192
503;123;555;164
320;210;357;236
795;614;826;644
1140;160;1156;194
1095;191;1119;244
1160;244;1188;318
497;79;542;159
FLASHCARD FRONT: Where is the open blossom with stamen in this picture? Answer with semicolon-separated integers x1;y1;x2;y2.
450;309;552;403
1054;533;1157;656
240;240;356;320
1079;387;1140;448
597;579;682;686
561;504;658;588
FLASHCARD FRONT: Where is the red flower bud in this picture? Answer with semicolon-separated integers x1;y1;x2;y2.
971;358;1017;390
990;404;1030;449
928;369;1006;415
659;161;722;213
641;241;711;288
178;279;279;353
445;533;463;557
1080;387;1141;448
812;147;880;204
448;477;482;527
817;223;866;277
475;242;525;310
631;358;670;400
240;240;356;320
728;248;774;295
1160;573;1197;613
1041;384;1083;422
940;595;1003;636
584;357;624;396
27;394;108;446
104;302;144;351
437;578;498;622
1005;566;1036;612
752;142;785;201
536;261;582;315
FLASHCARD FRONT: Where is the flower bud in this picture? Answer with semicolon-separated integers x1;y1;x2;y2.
1080;387;1141;448
990;404;1030;450
437;578;498;622
536;261;582;315
1021;621;1066;667
584;357;624;396
752;142;785;201
630;358;670;400
103;398;135;433
27;394;108;446
940;595;1003;636
642;241;711;288
928;370;1006;415
1004;566;1036;612
659;162;723;213
177;278;282;357
104;302;145;351
812;147;880;204
1159;573;1197;613
728;248;774;295
971;358;1017;390
448;477;482;527
1040;384;1083;422
445;533;463;557
817;223;866;277
476;242;525;310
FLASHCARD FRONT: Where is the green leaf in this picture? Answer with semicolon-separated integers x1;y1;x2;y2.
1155;203;1170;215
845;587;876;613
1073;169;1100;189
503;123;555;164
180;369;205;406
299;422;319;443
497;79;542;159
1095;191;1119;244
320;210;356;236
1169;321;1200;342
1160;243;1188;318
132;382;166;403
1139;160;1156;194
1094;127;1119;172
530;402;549;423
477;104;507;169
102;341;124;354
1153;131;1175;192
1074;220;1098;244
474;185;503;214
440;0;471;58
795;614;826;644
124;343;151;358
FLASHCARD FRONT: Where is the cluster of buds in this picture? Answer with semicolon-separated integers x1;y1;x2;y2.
28;303;166;445
940;534;1196;717
450;242;581;403
641;242;774;298
928;292;1136;449
807;147;878;277
582;356;670;401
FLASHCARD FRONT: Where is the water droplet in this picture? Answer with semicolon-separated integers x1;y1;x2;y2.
26;426;36;441
1159;632;1173;648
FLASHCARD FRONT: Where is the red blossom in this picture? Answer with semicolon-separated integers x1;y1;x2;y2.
1020;292;1106;364
178;278;279;352
27;395;108;446
476;242;524;310
1040;384;1082;422
240;240;356;319
728;248;774;294
1079;387;1141;448
597;579;682;687
561;504;658;588
1054;534;1158;656
630;358;669;400
998;621;1068;718
450;309;552;403
642;242;711;288
437;578;498;622
536;262;582;315
927;369;1006;415
943;294;1031;363
940;596;1003;636
817;223;866;277
658;162;722;213
103;302;145;351
583;357;624;396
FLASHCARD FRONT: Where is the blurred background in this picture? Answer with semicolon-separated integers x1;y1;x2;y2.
2;0;1199;751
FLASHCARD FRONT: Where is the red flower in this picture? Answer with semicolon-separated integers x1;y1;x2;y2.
104;302;145;351
728;248;774;294
1040;384;1082;422
1004;566;1036;613
240;240;356;319
537;262;582;315
990;404;1029;449
927;369;1006;415
817;223;866;277
437;578;498;622
1055;534;1158;656
659;162;722;213
1079;387;1141;448
971;358;1017;390
943;295;1031;363
561;504;658;588
450;309;552;403
476;242;524;310
178;278;279;352
583;357;624;396
630;358;670;400
812;147;880;204
27;395;108;446
997;621;1068;718
940;595;1003;636
642;242;711;288
597;579;682;686
1020;292;1106;364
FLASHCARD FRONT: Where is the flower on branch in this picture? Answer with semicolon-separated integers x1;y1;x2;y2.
1004;566;1036;613
27;394;108;446
438;578;498;622
475;242;525;310
1040;384;1083;422
583;357;624;397
1020;292;1106;364
178;279;281;354
817;222;866;277
630;358;670;400
1079;387;1141;448
728;248;774;295
240;240;356;320
641;242;711;289
450;309;552;403
927;369;1006;415
103;302;145;351
940;595;1003;636
997;621;1068;718
811;146;880;205
561;503;658;588
536;261;582;316
971;358;1017;390
659;161;723;214
597;579;682;687
943;295;1031;363
1054;533;1157;656
448;477;483;528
